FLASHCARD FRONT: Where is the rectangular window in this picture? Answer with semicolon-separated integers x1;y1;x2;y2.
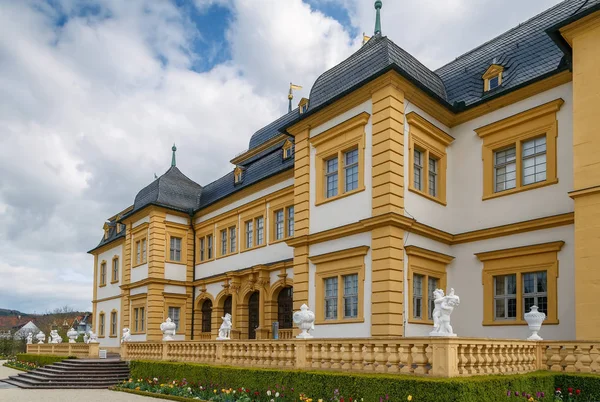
428;276;439;319
110;311;117;336
324;277;338;320
414;149;423;191
168;307;181;331
245;220;253;248
285;147;292;159
112;258;119;282
100;262;107;286
413;274;423;319
343;274;358;318
287;206;294;237
494;146;517;192
428;157;438;197
494;274;517;320
207;235;213;259
133;307;145;332
256;217;264;245
488;75;499;90
141;239;147;263
99;314;105;336
275;210;284;240
522;136;547;186
229;226;236;253
136;241;141;264
200;237;205;261
325;157;339;198
221;230;227;255
523;271;548;316
170;236;182;262
344;148;359;192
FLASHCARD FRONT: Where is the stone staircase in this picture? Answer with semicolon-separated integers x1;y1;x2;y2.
1;358;129;389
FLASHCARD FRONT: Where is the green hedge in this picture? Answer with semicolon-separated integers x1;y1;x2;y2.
554;373;600;400
16;354;75;366
129;361;563;402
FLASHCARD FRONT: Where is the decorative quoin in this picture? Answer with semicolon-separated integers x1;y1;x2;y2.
293;304;315;339
216;313;232;340
524;305;546;341
160;317;177;341
429;288;460;337
67;328;78;343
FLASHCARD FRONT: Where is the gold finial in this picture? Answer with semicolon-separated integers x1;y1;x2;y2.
288;83;303;112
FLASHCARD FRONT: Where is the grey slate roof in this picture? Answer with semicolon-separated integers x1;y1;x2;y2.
131;166;203;215
88;221;125;253
248;108;299;150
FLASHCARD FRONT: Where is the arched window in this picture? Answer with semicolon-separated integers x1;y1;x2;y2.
201;299;212;333
223;295;232;317
278;287;293;329
248;291;260;339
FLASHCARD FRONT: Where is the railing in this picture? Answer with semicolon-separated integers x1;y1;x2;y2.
198;333;212;340
540;341;600;373
26;343;100;358
279;329;293;340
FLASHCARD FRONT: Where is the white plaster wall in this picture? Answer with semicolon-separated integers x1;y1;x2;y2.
96;298;120;348
403;104;454;234
97;244;123;300
130;285;148;296
448;225;574;340
194;242;292;280
308;232;372;338
131;264;148;283
269;267;294;285
165;263;187;281
133;216;149;228
309;100;373;234
197;179;294;223
164;285;186;294
166;214;189;225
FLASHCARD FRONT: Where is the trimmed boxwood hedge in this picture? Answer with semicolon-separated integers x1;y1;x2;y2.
554;373;600;400
129;360;572;402
16;353;74;366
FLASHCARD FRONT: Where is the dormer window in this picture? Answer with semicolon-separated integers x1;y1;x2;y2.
298;98;309;114
482;64;504;92
282;140;293;160
234;166;243;184
103;223;109;240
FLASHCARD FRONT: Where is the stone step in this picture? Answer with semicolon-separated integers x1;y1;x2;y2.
35;367;129;377
49;363;128;370
53;360;127;366
16;373;128;383
1;378;119;389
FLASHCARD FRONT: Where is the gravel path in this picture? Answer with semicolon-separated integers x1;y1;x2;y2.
0;361;162;401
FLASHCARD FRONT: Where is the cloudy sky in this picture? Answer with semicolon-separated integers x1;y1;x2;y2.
0;0;564;313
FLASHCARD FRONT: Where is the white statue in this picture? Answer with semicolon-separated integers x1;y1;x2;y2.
49;329;62;344
35;331;45;344
87;331;99;343
121;328;132;344
160;317;176;341
67;328;78;343
293;304;315;339
216;313;232;340
429;288;460;337
83;333;89;344
26;332;33;345
524;305;546;341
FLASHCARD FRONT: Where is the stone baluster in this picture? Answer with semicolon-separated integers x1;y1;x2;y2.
386;343;399;373
311;344;321;369
497;344;507;374
547;345;562;372
286;343;295;368
399;344;413;374
363;343;375;372
574;345;592;373
589;345;600;373
341;343;352;370
411;343;429;375
490;344;500;374
278;343;287;367
320;343;330;369
374;343;387;372
330;343;342;369
563;345;577;372
351;343;362;371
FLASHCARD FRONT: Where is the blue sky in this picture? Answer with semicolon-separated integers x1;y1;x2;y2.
0;0;565;312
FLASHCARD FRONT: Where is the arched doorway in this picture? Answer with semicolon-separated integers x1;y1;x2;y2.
201;299;212;333
248;291;259;339
277;287;293;329
223;295;232;317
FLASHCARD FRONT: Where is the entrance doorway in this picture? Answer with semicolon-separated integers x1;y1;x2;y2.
248;291;259;339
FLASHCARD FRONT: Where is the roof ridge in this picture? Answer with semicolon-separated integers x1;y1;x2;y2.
435;0;577;73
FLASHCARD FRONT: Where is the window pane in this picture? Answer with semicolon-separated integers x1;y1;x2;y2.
200;238;205;261
344;149;359;192
428;277;439;319
287;206;294;237
324;277;338;320
414;149;423;191
229;227;236;253
494;276;505;296
326;172;338;198
275;210;284;240
428;157;438;197
168;307;181;331
489;76;499;90
343;274;358;319
207;235;213;259
256;217;264;245
245;220;253;248
495;299;506;319
507;298;517;318
537;296;548;316
494;146;517;192
413;274;423;319
221;230;227;255
506;274;516;295
537;271;547;293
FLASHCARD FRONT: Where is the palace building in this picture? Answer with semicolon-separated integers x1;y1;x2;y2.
88;0;600;352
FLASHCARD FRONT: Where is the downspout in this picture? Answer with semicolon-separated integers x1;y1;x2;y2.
189;210;197;340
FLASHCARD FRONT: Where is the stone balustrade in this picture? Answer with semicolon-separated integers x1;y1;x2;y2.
540;341;600;374
26;343;100;358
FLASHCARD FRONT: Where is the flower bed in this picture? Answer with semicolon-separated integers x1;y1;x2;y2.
2;359;39;372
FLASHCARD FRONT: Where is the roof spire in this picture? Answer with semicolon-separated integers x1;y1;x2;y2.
374;1;382;35
171;143;177;167
288;83;303;113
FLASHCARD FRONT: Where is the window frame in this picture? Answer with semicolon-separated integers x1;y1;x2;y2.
111;256;119;284
197;228;215;264
476;241;563;326
406;245;452;325
110;310;118;337
98;312;105;338
311;246;368;324
99;261;107;287
282;140;293;160
311;112;369;206
164;293;187;333
216;216;238;259
270;193;295;244
407;112;452;206
130;294;147;334
240;207;266;252
482;64;504;92
476;99;563;200
165;223;188;265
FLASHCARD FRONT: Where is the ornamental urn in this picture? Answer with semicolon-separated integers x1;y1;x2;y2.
160;317;177;341
67;327;78;343
524;305;546;341
35;331;46;344
292;304;315;339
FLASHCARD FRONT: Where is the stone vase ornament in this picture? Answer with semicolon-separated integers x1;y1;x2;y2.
293;304;315;339
160;317;176;341
121;328;132;344
35;331;45;344
216;313;232;340
67;328;78;343
429;288;460;337
524;305;546;341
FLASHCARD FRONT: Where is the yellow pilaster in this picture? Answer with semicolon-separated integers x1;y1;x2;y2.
562;10;600;341
370;83;405;337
